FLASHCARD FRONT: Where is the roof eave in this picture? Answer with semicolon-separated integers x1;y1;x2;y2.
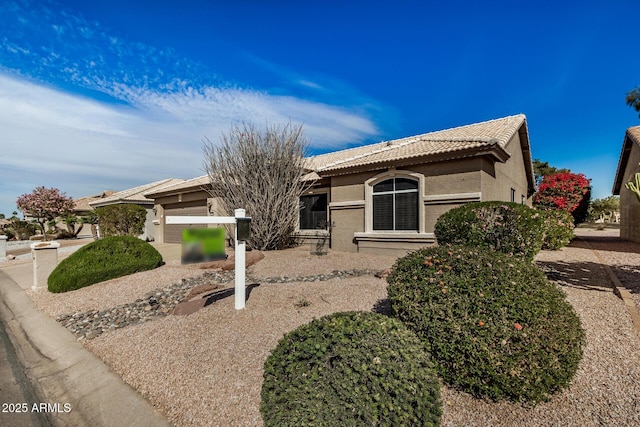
613;132;635;195
89;199;154;208
315;145;511;178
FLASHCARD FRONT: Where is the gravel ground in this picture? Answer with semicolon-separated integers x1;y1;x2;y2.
27;239;640;426
573;227;640;315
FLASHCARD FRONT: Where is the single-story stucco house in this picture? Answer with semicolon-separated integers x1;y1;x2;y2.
613;126;640;243
89;178;183;241
146;114;535;256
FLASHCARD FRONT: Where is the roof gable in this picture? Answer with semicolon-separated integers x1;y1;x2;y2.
613;126;640;194
89;178;184;207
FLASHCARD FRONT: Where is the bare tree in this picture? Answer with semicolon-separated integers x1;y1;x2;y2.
202;122;312;250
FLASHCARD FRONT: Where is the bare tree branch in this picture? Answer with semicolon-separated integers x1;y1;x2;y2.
202;122;313;250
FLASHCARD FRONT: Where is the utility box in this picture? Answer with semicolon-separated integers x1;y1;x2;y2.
236;218;251;241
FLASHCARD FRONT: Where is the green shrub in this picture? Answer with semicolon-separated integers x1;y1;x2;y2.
387;245;585;404
434;201;544;261
94;204;147;237
261;311;442;426
48;236;162;293
538;208;574;250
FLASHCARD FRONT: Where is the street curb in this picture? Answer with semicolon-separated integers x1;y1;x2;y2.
0;270;172;427
578;237;640;334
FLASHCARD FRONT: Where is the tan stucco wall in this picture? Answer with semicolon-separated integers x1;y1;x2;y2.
419;160;482;196
323;143;532;254
620;143;640;243
330;207;364;251
481;133;532;205
153;190;210;207
356;240;434;257
330;172;375;202
326;160;484;253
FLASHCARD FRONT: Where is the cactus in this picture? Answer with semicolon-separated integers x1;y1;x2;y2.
625;163;640;203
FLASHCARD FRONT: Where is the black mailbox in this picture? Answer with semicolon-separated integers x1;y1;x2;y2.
236;217;251;241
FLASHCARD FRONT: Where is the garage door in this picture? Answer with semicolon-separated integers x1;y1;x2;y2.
164;203;208;243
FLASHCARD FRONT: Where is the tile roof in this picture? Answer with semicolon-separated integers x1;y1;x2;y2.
74;191;116;211
613;126;640;194
89;179;184;207
143;175;211;197
308;114;527;173
628;126;640;145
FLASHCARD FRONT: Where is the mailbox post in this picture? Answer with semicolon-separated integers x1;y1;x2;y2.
234;208;248;310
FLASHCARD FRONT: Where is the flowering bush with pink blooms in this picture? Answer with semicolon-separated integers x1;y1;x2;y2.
533;172;591;224
387;245;585;403
16;186;75;240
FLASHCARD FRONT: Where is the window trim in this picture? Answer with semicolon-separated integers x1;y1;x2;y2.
364;170;425;233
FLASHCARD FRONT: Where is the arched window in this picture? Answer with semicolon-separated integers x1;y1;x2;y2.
372;177;418;231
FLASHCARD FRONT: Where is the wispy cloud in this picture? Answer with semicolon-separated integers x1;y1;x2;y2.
0;0;386;215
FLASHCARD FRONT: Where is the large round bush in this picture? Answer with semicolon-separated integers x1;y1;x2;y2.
261;311;442;426
48;236;163;293
434;201;544;261
538;208;574;250
387;245;585;403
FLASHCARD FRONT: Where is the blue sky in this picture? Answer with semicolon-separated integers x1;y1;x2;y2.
1;0;639;217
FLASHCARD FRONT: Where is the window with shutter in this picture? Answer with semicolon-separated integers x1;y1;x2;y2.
372;178;418;231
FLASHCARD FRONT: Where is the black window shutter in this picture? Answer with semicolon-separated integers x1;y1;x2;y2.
373;194;393;230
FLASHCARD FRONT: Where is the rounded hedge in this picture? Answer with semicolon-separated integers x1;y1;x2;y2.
261;311;442;426
48;236;163;293
434;201;544;261
538;208;575;250
387;245;585;403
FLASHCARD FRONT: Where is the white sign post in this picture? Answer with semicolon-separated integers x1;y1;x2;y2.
166;208;250;310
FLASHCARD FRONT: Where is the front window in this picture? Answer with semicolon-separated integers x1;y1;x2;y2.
299;193;327;230
372;177;418;231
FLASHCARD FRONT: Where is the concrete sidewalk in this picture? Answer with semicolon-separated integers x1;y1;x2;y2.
0;244;174;427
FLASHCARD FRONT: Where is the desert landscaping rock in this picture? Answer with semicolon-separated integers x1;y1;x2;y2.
27;241;640;426
56;269;381;339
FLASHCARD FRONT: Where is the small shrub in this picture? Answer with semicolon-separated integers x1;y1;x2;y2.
387;245;585;403
538;208;574;250
48;236;162;293
261;311;442;426
434;201;544;261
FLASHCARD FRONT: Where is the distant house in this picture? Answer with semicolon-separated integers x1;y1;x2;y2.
89;178;183;241
70;190;116;237
147;115;535;255
142;175;213;243
612;126;640;243
73;191;116;216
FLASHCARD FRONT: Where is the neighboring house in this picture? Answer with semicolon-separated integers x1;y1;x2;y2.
143;175;213;243
613;126;640;243
89;179;184;241
71;191;116;237
147;114;535;255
